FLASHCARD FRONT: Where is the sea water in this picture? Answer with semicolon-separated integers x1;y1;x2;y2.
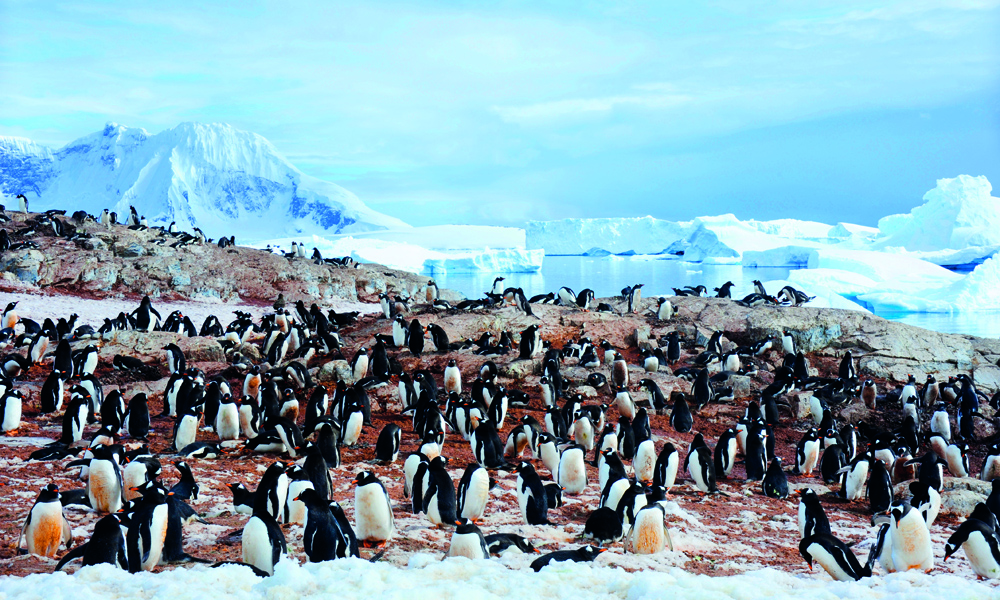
427;255;1000;338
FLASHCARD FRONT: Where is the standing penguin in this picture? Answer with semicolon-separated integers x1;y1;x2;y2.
611;353;629;388
423;456;458;527
446;519;490;559
354;471;394;545
457;463;490;522
408;319;424;357
669;392;693;433
86;445;123;513
125;482;169;572
54;514;127;571
799;533;871;581
374;424;401;464
349;348;369;383
625;503;672;555
18;484;72;557
944;504;1000;579
868;457;894;515
889;502;933;572
653;443;679;492
296;489;350;562
558;444;588;494
1;389;23;433
514;462;549;525
714;428;737;479
762;458;789;499
685;434;717;494
443;359;462;395
242;477;287;575
798;489;831;539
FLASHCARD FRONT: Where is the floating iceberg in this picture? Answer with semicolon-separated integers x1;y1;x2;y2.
525;216;689;255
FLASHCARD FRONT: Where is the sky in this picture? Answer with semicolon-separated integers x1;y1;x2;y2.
0;0;998;227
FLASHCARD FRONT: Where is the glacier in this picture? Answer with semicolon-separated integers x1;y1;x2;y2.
0;122;407;241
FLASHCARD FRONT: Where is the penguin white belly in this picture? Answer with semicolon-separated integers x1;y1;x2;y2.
540;445;560;479
242;516;277;575
82;353;98;376
558;452;587;494
963;532;1000;579
877;527;896;573
891;518;933;572
903;403;918;424
403;455;421;498
279;400;299;423
342;412;363;447
426;490;445;526
809;397;824;425
982;456;1000;482
140;504;169;570
355;486;393;541
175;415;200;450
629;510;667;555
461;470;490;521
88;461;122;513
634;441;656;483
239;405;258;438
923;487;941;527
615;393;636;421
797;502;807;538
931;412;951;441
845;463;868;501
929;437;949;463
286;481;313;525
447;532;486;559
2;398;21;432
801;442;820;476
721;440;736;477
689;457;709;493
573;420;594;451
662;453;679;490
444;369;461;395
945;447;968;477
122;461;149;502
25;502;66;557
603;479;630;512
216;405;240;440
807;542;855;582
735;425;748;455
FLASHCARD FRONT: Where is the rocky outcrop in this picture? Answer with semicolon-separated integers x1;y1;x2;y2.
0;211;449;305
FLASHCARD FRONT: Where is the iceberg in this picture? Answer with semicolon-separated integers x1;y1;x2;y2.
525;216;689;255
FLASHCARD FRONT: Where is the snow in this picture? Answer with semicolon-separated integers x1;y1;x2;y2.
0;122;408;242
526;217;690;255
1;557;995;600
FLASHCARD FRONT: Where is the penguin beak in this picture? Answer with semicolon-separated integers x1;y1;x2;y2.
454;520;463;526
294;495;302;502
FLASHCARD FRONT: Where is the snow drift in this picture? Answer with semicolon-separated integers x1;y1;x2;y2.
0;122;407;241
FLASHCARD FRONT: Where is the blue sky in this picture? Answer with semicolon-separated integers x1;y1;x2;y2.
1;0;998;226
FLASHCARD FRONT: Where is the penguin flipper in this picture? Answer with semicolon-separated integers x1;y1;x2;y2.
53;543;88;571
16;508;30;553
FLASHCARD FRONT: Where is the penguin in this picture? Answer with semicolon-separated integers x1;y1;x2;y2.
945;441;970;478
762;458;789;499
820;444;846;484
944;504;1000;579
407;319;424;356
39;370;65;414
470;418;506;469
656;298;677;320
125;482;169;572
685;434;717;493
215;393;240;441
284;466;314;526
537;432;561;479
839;453;870;501
781;330;796;355
744;426;768;481
798;489;831;539
714;428;737;479
349;347;369;383
257;462;289;522
799;533;871;581
457;462;490;522
86;445;123;513
483;533;536;556
1;388;23;433
634;439;657;484
889;502;933;572
514;462;549;525
868;457;894;515
795;428;821;477
446;520;490;559
426;279;439;304
669;391;693;433
18;484;72;557
614;387;636;422
227;483;255;515
909;481;941;528
611;352;629;388
375;423;401;464
625;503;672;555
558;444;588;494
132;296;161;332
423;456;458;527
242;477;287;575
353;471;394;544
443;359;461;395
584;506;624;545
982;443;1000;482
930;403;951;442
653;443;679;493
54;514;127;571
530;546;606;572
691;368;714;410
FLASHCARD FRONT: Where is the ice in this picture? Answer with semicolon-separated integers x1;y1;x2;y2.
0;122;407;242
525;216;690;255
858;252;1000;312
2;556;995;600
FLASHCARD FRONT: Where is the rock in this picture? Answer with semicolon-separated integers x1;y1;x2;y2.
788;391;812;421
98;331;224;364
0;249;44;283
728;375;753;400
317;360;351;383
118;242;146;258
237;342;262;362
631;326;651;349
837;399;870;424
940;489;986;518
504;359;540;379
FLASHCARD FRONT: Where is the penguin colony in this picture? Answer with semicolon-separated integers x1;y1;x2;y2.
1;209;1000;583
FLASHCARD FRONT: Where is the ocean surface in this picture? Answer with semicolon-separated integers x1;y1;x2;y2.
428;255;1000;338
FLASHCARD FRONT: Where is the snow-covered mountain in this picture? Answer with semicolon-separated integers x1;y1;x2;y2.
0;122;408;240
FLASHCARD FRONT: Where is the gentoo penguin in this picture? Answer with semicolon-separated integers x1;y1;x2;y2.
611;352;629;388
799;533;871;581
375;424;401;464
1;301;18;330
861;380;877;409
242;477;287;575
744;427;768;481
125;482;169;572
714;428;737;479
625;503;672;555
444;359;461;395
945;441;970;478
930;403;951;442
54;514;127;571
839;453;870;501
407;319;424;356
122;455;160;502
868;457;894;515
653;443;679;492
795;428;821;477
354;471;394;544
295;489;349;562
426;279;439;304
656;297;677;320
982;443;1000;482
349;347;369;382
584;507;624;545
227;483;255;515
214;393;240;441
284;466;314;526
491;277;506;295
531;546;606;572
685;434;717;493
86;445;123;513
18;484;72;557
781;330;796;355
446;520;490;560
514;462;549;525
1;389;23;433
762;458;789;499
392;315;408;348
944;504;1000;579
558;444;588;494
423;456;458;527
537;432;561;478
909;481;941;528
634;439;657;483
798;489;831;539
165;344;187;374
889;502;933;572
669;391;693;433
456;462;491;523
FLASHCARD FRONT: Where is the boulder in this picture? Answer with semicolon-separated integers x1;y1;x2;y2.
317;360;351;383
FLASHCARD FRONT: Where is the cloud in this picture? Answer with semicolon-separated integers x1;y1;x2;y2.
492;89;693;124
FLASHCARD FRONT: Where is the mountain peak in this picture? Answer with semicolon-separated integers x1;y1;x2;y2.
0;122;407;240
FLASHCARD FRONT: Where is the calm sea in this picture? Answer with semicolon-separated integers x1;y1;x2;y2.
427;255;1000;338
